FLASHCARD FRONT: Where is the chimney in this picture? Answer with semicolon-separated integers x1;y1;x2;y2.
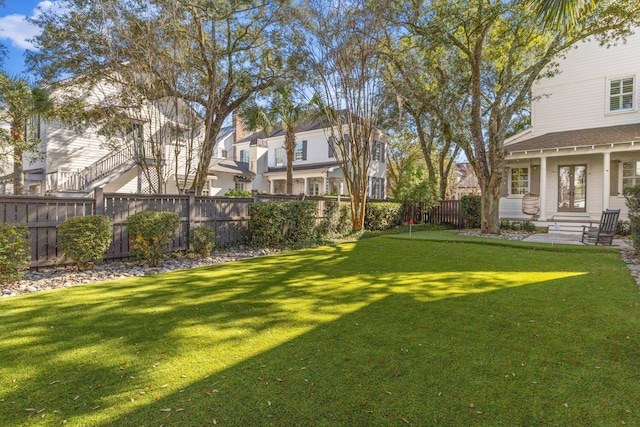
233;112;246;143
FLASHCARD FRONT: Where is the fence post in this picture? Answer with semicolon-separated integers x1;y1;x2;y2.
252;189;260;204
187;190;196;250
95;187;104;215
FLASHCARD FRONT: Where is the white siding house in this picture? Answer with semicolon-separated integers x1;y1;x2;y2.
501;30;640;226
0;79;248;197
235;117;388;198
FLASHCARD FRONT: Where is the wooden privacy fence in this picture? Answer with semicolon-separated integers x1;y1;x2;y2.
403;200;466;229
0;189;342;268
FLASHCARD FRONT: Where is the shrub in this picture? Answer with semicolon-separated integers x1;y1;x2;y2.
461;195;482;228
224;189;252;197
0;224;30;284
58;215;113;269
624;185;640;253
249;200;317;247
364;202;402;231
317;201;351;237
126;211;180;266
189;226;216;257
499;219;512;230
616;220;631;237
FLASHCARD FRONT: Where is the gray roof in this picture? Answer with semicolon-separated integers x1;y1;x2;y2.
266;161;340;173
207;159;255;178
505;123;640;152
216;126;235;143
236;116;331;144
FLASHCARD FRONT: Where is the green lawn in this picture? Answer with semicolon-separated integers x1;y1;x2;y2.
1;232;639;426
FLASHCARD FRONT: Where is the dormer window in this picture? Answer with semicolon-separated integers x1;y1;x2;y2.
609;77;635;112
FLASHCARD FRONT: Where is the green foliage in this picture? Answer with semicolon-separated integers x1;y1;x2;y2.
461;195;482;229
364;202;402;231
317;201;351;237
624;185;640;252
391;156;439;205
126;211;180;266
500;219;536;233
616;220;631;237
189;226;216;257
0;224;30;284
58;215;113;269
249;200;317;247
224;189;252;197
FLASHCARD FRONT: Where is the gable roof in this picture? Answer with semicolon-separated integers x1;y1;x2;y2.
216;125;235;143
505;123;640;153
235;116;331;144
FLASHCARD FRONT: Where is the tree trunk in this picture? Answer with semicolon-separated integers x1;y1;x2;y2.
480;178;501;234
192;113;224;195
285;129;295;194
11;122;25;195
13;146;24;195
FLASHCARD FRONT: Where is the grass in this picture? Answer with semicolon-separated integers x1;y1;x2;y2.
1;231;639;426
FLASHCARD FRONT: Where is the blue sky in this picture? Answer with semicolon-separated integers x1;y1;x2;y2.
0;0;57;77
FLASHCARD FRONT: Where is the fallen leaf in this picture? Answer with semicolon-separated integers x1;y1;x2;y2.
268;401;272;406
175;408;185;412
25;408;37;412
92;405;100;410
36;408;45;414
50;380;60;385
160;408;171;412
73;396;79;401
161;384;168;388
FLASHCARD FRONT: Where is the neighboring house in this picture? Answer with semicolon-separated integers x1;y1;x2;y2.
501;30;640;226
234;117;388;198
452;162;480;200
0;81;248;197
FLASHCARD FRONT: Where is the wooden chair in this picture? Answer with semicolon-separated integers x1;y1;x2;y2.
581;209;620;245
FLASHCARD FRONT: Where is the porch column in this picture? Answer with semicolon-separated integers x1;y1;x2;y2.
269;179;274;194
304;177;309;195
539;156;547;221
603;152;611;211
323;176;328;195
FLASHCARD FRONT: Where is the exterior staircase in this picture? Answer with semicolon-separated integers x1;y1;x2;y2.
54;140;153;194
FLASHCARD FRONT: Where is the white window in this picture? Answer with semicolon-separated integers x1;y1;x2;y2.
609;77;635;112
235;182;245;191
275;148;284;167
295;142;304;161
510;168;529;195
622;161;640;190
221;149;228;159
201;180;211;196
170;128;185;146
239;149;249;163
370;177;384;199
309;182;321;196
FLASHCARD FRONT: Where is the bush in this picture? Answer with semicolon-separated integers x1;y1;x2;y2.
499;219;535;233
189;226;216;257
624;185;640;253
317;201;351;237
364;202;402;231
249;200;317;247
127;211;180;266
0;224;30;284
224;189;252;197
461;195;482;228
616;220;631;237
58;215;113;269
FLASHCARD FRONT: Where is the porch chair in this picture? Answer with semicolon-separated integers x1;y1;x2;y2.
522;193;540;216
581;209;620;246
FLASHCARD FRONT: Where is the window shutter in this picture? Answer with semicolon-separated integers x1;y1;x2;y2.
328;137;334;158
302;140;307;160
381;178;386;199
380;142;385;163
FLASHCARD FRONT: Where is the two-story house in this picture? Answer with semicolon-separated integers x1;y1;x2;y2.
0;80;249;197
501;30;640;225
233;117;388;198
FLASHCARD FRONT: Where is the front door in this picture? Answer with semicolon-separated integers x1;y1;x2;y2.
558;165;587;213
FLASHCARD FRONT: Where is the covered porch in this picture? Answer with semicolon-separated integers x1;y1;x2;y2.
501;123;640;229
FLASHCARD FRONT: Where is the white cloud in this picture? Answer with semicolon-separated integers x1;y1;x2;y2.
0;1;60;50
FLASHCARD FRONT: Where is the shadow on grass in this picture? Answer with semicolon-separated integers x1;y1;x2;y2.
0;237;638;425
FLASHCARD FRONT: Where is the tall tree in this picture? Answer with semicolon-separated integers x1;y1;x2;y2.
27;0;292;194
0;73;51;195
295;0;386;231
242;85;314;194
401;0;640;233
